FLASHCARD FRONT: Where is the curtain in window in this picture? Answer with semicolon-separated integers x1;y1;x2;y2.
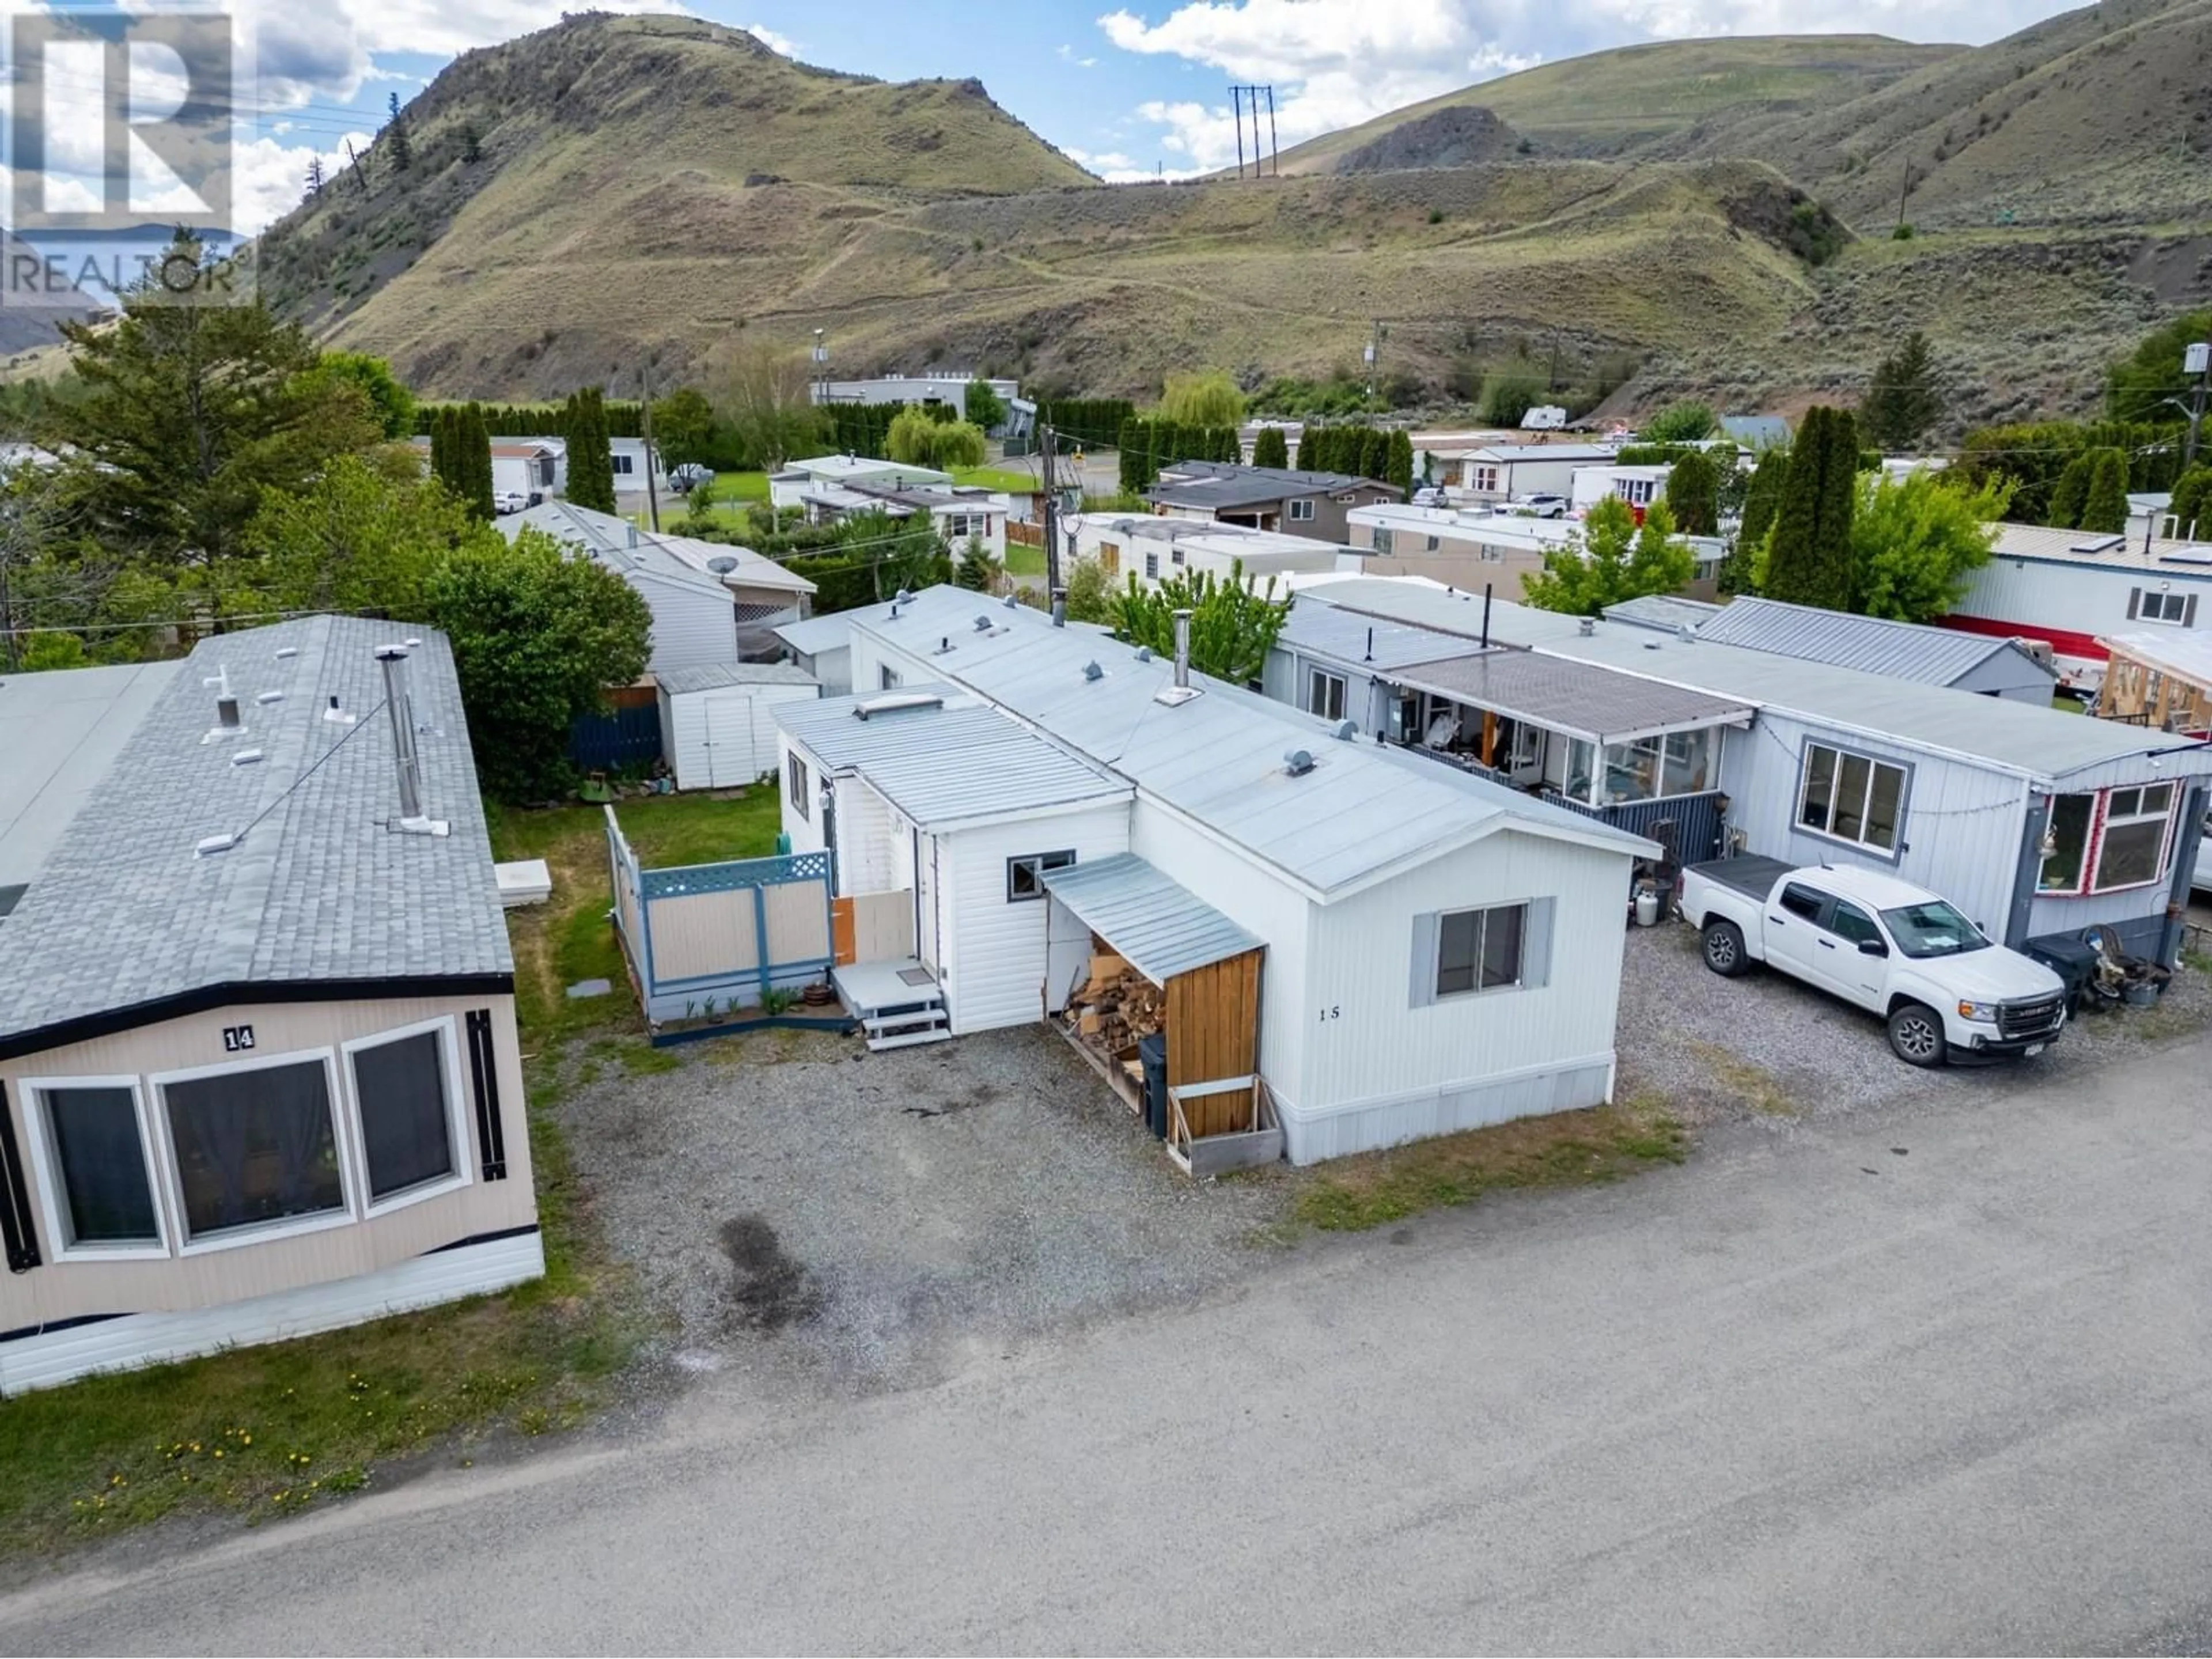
353;1033;454;1200
44;1088;157;1244
165;1061;343;1238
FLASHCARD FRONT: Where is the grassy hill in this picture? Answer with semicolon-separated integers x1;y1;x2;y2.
1272;36;1958;172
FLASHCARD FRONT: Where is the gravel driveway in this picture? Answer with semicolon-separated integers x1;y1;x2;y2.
1615;916;2212;1126
558;1024;1284;1391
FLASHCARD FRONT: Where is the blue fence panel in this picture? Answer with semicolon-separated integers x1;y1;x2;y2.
569;703;663;771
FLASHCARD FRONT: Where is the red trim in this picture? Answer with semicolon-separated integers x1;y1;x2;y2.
1938;614;2105;661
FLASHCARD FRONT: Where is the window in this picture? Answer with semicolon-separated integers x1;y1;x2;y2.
1425;535;1440;552
1099;541;1120;575
1307;669;1347;722
787;751;810;820
160;1056;345;1245
1778;884;1826;923
1006;849;1075;902
1372;528;1395;555
1144;552;1160;580
1479;545;1503;563
1288;498;1316;522
348;1028;460;1205
26;1081;162;1253
2130;588;2195;625
1879;900;1989;959
1797;743;1906;852
1435;904;1527;997
612;452;635;476
1827;901;1884;949
2040;784;2177;894
1170;547;1185;567
878;664;901;691
1472;466;1499;493
1599;729;1713;804
1619;478;1656;506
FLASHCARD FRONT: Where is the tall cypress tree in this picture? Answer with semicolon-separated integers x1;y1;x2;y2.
1815;408;1860;606
454;403;494;520
1251;426;1289;469
565;387;617;513
1385;429;1415;495
1764;406;1857;610
429;405;450;494
2046;452;2093;529
2079;448;2130;535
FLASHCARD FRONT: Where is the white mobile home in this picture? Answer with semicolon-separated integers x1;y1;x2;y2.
770;455;953;512
823;588;1658;1166
0;619;538;1394
1948;522;2212;691
1569;463;1671;512
1064;514;1352;590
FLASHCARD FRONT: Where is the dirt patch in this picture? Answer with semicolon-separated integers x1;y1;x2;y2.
719;1215;822;1334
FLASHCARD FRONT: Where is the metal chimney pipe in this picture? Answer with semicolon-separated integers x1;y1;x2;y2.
1173;609;1192;690
1481;582;1493;651
377;647;423;821
1051;590;1067;628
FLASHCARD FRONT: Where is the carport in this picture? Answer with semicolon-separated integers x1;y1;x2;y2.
1041;854;1281;1176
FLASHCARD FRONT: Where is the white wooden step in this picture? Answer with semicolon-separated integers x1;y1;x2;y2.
866;1027;954;1051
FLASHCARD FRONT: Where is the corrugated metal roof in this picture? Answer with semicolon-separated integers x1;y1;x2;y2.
505;501;815;597
846;589;1654;895
2100;628;2212;688
1990;521;2212;573
0;618;509;1047
1694;596;2044;686
1603;594;1723;633
774;690;1130;830
657;661;820;696
1039;853;1262;983
773;613;853;655
1391;652;1753;744
1149;461;1385;509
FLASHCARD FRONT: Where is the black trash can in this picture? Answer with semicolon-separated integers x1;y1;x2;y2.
2025;933;2100;1010
1139;1032;1169;1141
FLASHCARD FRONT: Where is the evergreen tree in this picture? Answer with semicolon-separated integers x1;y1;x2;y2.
429;404;450;492
1763;406;1857;609
1118;416;1147;494
459;403;494;520
1664;449;1721;535
565;388;616;512
1250;426;1289;469
460;124;482;165
2169;465;2212;539
385;92;412;172
305;156;325;198
1385;429;1415;495
1725;448;1789;595
1861;331;1941;450
2047;453;2093;529
2079;447;2130;535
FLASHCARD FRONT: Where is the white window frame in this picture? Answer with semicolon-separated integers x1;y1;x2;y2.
2135;588;2191;625
149;1046;359;1257
1287;497;1316;522
1432;902;1529;1000
1306;668;1347;722
611;452;635;476
16;1073;172;1262
340;1016;474;1219
787;750;810;820
2087;783;2178;895
1472;465;1499;493
1796;741;1908;856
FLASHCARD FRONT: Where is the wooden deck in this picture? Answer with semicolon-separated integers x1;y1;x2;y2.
832;958;950;1051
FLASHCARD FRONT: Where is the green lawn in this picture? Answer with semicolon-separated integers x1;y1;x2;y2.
953;466;1043;493
1004;543;1046;577
0;789;782;1558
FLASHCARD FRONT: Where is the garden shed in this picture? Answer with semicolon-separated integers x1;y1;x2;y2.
657;662;821;791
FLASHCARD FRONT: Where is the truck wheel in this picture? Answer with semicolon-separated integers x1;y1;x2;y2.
1887;1002;1948;1069
1700;920;1750;978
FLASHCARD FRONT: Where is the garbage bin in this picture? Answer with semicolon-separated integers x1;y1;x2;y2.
1139;1032;1168;1141
2024;933;2099;1009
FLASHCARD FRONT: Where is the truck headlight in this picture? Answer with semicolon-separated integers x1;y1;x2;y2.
1956;1000;1999;1024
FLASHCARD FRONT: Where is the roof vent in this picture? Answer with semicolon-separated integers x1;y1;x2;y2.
1134;646;1153;662
201;667;245;743
1333;719;1358;741
377;646;449;838
2070;535;2124;555
974;615;994;632
1084;660;1103;682
255;689;284;706
194;831;238;858
1578;618;1595;637
932;635;955;656
1677;624;1695;643
230;748;264;767
706;555;738;574
1002;593;1018;609
1284;748;1316;777
274;646;298;661
1643;639;1662;650
323;693;357;727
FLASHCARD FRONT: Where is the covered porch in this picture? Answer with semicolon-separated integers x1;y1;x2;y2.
1389;650;1752;865
1039;854;1282;1177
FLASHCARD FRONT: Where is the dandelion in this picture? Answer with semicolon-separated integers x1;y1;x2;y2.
240;1433;252;1445
213;1449;224;1459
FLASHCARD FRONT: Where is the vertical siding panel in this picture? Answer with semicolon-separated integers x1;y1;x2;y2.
941;806;1132;1035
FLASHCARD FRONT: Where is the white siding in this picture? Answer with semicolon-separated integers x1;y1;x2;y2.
1294;826;1631;1162
1951;556;2212;658
796;645;852;696
849;628;940;697
634;574;738;676
668;684;819;790
834;777;902;897
1127;802;1313;1109
938;804;1132;1034
777;735;828;855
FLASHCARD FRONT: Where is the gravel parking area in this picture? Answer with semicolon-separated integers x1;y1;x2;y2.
1617;917;2212;1127
557;1024;1285;1391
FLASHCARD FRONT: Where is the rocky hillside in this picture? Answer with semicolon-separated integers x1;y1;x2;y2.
1336;108;1524;173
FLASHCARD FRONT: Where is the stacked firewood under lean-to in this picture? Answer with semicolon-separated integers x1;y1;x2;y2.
1067;950;1162;1052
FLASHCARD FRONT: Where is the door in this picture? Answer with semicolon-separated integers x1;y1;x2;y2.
915;830;940;972
1815;899;1891;1010
702;692;752;788
1764;882;1828;979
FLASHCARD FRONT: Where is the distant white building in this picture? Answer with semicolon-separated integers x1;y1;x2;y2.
1569;463;1672;512
770;455;955;511
1063;514;1355;590
608;436;665;497
810;375;1019;429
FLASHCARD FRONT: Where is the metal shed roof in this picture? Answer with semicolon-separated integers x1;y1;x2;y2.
1602;594;1723;634
1391;650;1754;745
2100;627;2212;688
1039;854;1260;983
657;661;820;696
773;613;853;656
1692;596;2048;687
774;691;1130;830
1277;600;1490;672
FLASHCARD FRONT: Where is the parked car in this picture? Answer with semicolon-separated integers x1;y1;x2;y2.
492;490;528;515
1411;485;1450;507
1678;857;2067;1067
1516;493;1569;518
669;463;714;495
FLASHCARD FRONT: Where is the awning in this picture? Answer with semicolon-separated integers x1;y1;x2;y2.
1392;650;1755;746
1040;854;1263;984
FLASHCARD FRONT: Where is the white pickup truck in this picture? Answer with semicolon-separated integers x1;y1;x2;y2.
1678;857;2067;1068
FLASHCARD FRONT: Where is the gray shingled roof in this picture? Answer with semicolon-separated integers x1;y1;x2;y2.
0;617;509;1050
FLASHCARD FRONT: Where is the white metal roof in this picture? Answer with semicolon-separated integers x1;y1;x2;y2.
774;613;853;656
1039;853;1262;983
657;661;820;696
0;658;184;891
1989;522;2212;575
774;690;1130;830
847;589;1655;896
1694;596;2051;687
2099;628;2212;689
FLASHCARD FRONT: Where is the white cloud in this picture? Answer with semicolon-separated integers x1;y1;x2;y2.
740;21;800;56
225;128;374;234
1094;0;2073;172
1056;43;1099;66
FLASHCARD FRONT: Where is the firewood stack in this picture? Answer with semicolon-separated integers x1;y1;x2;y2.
1069;950;1164;1050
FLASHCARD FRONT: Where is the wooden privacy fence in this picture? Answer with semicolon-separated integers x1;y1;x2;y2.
605;807;836;1022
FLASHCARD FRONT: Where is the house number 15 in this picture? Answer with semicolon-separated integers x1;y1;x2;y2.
1317;1005;1340;1022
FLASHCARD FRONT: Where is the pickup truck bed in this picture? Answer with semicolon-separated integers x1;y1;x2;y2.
1681;855;1796;905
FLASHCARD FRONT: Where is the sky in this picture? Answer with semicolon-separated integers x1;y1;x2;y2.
26;0;2089;236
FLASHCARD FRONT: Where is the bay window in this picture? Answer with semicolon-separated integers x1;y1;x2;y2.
348;1027;462;1205
25;1080;164;1255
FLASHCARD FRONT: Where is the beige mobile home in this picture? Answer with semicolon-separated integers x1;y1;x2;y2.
0;617;537;1394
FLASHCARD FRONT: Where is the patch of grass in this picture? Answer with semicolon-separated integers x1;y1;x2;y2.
950;466;1041;493
1003;541;1046;577
1287;1095;1687;1233
1683;1038;1800;1117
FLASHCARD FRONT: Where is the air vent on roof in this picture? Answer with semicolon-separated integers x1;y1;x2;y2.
2070;535;2124;555
274;646;298;661
932;635;956;656
1083;661;1103;682
194;832;238;858
1002;593;1018;609
256;689;284;705
852;692;944;721
1643;639;1662;650
1284;749;1316;777
230;748;264;767
323;694;357;727
1579;618;1595;637
1333;720;1358;741
1134;646;1153;662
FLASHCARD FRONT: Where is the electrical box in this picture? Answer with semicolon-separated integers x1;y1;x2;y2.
2187;342;2210;376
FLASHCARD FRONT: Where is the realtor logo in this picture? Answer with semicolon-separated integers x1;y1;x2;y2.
1;4;252;308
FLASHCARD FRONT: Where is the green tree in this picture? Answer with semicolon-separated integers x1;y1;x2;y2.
953;537;1002;592
245;452;482;618
961;379;1007;432
2169;465;2212;538
707;339;827;472
384;91;412;172
1860;331;1941;450
1642;400;1717;443
680;476;720;531
1159;370;1246;429
563;388;616;513
1110;562;1290;683
2104;309;2212;424
1725;448;1789;595
2046;453;2093;528
885;407;941;466
460;123;482;164
428;528;653;800
1250;426;1290;469
44;235;382;613
2079;447;2130;535
1522;497;1696;617
1664;449;1721;535
1062;555;1115;624
928;421;987;470
459;403;495;520
1763;406;1857;609
1384;429;1415;495
1479;372;1541;426
1850;471;2012;622
651;387;717;469
298;353;416;441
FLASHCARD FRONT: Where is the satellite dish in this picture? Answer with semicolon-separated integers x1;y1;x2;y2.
706;555;738;574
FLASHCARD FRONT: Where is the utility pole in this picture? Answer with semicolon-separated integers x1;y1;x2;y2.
812;328;828;406
1232;86;1247;180
1041;423;1061;596
1896;157;1912;234
2185;340;2210;471
1266;86;1278;176
1363;320;1382;401
639;354;662;534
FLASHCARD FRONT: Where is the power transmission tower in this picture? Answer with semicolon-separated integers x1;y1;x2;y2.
1228;85;1278;177
639;354;662;534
